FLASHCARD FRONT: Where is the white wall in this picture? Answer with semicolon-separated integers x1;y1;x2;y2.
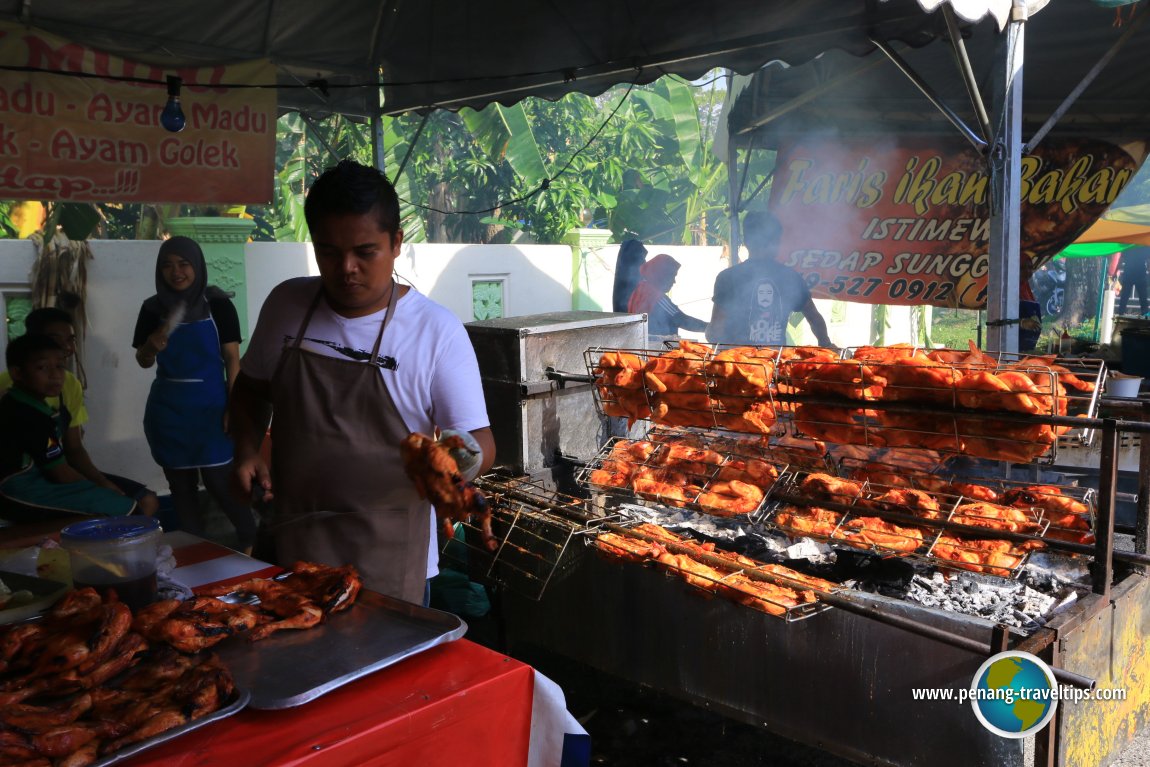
396;243;573;319
0;238;925;494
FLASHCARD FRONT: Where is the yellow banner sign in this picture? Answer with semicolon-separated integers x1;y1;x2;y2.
0;22;275;204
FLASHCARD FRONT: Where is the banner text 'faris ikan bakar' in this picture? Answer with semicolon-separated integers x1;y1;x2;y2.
0;21;276;205
768;136;1142;309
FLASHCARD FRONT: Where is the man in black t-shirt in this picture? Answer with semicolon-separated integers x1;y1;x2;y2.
707;211;834;348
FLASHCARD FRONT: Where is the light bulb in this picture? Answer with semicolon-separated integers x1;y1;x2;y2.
161;75;186;133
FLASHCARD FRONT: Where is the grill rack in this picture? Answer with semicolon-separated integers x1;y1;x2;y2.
589;520;839;622
587;343;1106;467
779;349;1106;465
837;456;1097;546
442;476;596;600
762;470;1048;579
576;430;789;520
586;343;834;437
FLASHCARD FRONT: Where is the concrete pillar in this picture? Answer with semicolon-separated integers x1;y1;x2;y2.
562;227;613;311
166;217;256;343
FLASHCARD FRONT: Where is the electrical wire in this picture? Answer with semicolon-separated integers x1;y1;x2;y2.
397;81;637;217
669;72;726;88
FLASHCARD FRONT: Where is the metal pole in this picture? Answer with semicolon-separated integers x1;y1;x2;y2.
1093;419;1119;598
371;111;386;173
1138;402;1150;566
727;127;741;267
985;0;1026;354
1025;5;1148;153
868;37;987;152
941;5;992;143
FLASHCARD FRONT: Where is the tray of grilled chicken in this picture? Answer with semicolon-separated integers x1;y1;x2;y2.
587;341;829;437
177;566;466;710
0;587;248;767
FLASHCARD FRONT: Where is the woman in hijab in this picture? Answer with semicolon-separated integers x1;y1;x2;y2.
627;253;708;341
612;239;648;312
133;236;256;553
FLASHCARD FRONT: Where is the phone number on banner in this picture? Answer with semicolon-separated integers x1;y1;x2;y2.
802;273;981;303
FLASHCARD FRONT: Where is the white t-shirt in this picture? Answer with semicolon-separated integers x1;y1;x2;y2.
242;277;490;578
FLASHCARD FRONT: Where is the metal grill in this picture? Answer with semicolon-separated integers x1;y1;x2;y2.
586;342;1105;466
763;470;1049;579
837;457;1097;546
590;520;839;621
779;348;1106;464
441;476;594;600
577;429;789;519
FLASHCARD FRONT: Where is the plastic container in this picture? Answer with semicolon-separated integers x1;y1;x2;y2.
60;517;162;610
1106;374;1143;399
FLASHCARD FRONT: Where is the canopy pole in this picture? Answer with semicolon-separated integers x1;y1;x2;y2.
372;111;386;173
1025;3;1148;153
727;138;741;267
985;0;1027;354
941;5;992;143
869;37;987;152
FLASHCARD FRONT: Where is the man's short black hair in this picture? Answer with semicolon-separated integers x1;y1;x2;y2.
6;334;63;370
24;307;74;335
742;210;783;255
304;160;401;237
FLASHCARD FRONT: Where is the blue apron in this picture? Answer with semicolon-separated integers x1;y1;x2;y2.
143;314;232;469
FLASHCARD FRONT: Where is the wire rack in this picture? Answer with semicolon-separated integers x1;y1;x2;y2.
778;347;1106;465
587;342;1105;467
577;429;789;519
838;457;1096;546
590;521;839;621
442;476;594;600
586;342;838;436
762;470;1048;579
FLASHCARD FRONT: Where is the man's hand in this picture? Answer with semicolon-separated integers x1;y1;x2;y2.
234;453;274;503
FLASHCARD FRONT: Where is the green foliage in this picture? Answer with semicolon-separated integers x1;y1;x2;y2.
55;204;102;240
0;202;17;238
371;71;736;245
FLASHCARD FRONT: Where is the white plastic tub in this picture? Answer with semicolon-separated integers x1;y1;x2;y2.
1106;373;1143;398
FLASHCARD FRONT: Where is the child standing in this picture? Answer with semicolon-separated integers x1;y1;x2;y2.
0;335;141;519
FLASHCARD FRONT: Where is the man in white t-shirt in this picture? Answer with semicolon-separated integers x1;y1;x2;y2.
229;160;495;605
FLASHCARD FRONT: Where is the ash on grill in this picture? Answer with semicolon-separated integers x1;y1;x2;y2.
903;572;1066;630
614;497;1087;630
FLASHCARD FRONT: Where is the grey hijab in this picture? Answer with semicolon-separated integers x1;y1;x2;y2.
142;236;229;323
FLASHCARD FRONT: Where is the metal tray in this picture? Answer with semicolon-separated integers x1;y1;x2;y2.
215;589;467;709
0;569;69;625
90;687;250;767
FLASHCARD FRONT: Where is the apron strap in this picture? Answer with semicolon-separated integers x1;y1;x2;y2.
368;280;400;363
291;289;327;349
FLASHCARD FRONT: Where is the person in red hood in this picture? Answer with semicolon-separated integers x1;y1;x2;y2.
627;253;708;340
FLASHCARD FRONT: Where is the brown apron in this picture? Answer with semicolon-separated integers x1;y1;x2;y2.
266;283;430;603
